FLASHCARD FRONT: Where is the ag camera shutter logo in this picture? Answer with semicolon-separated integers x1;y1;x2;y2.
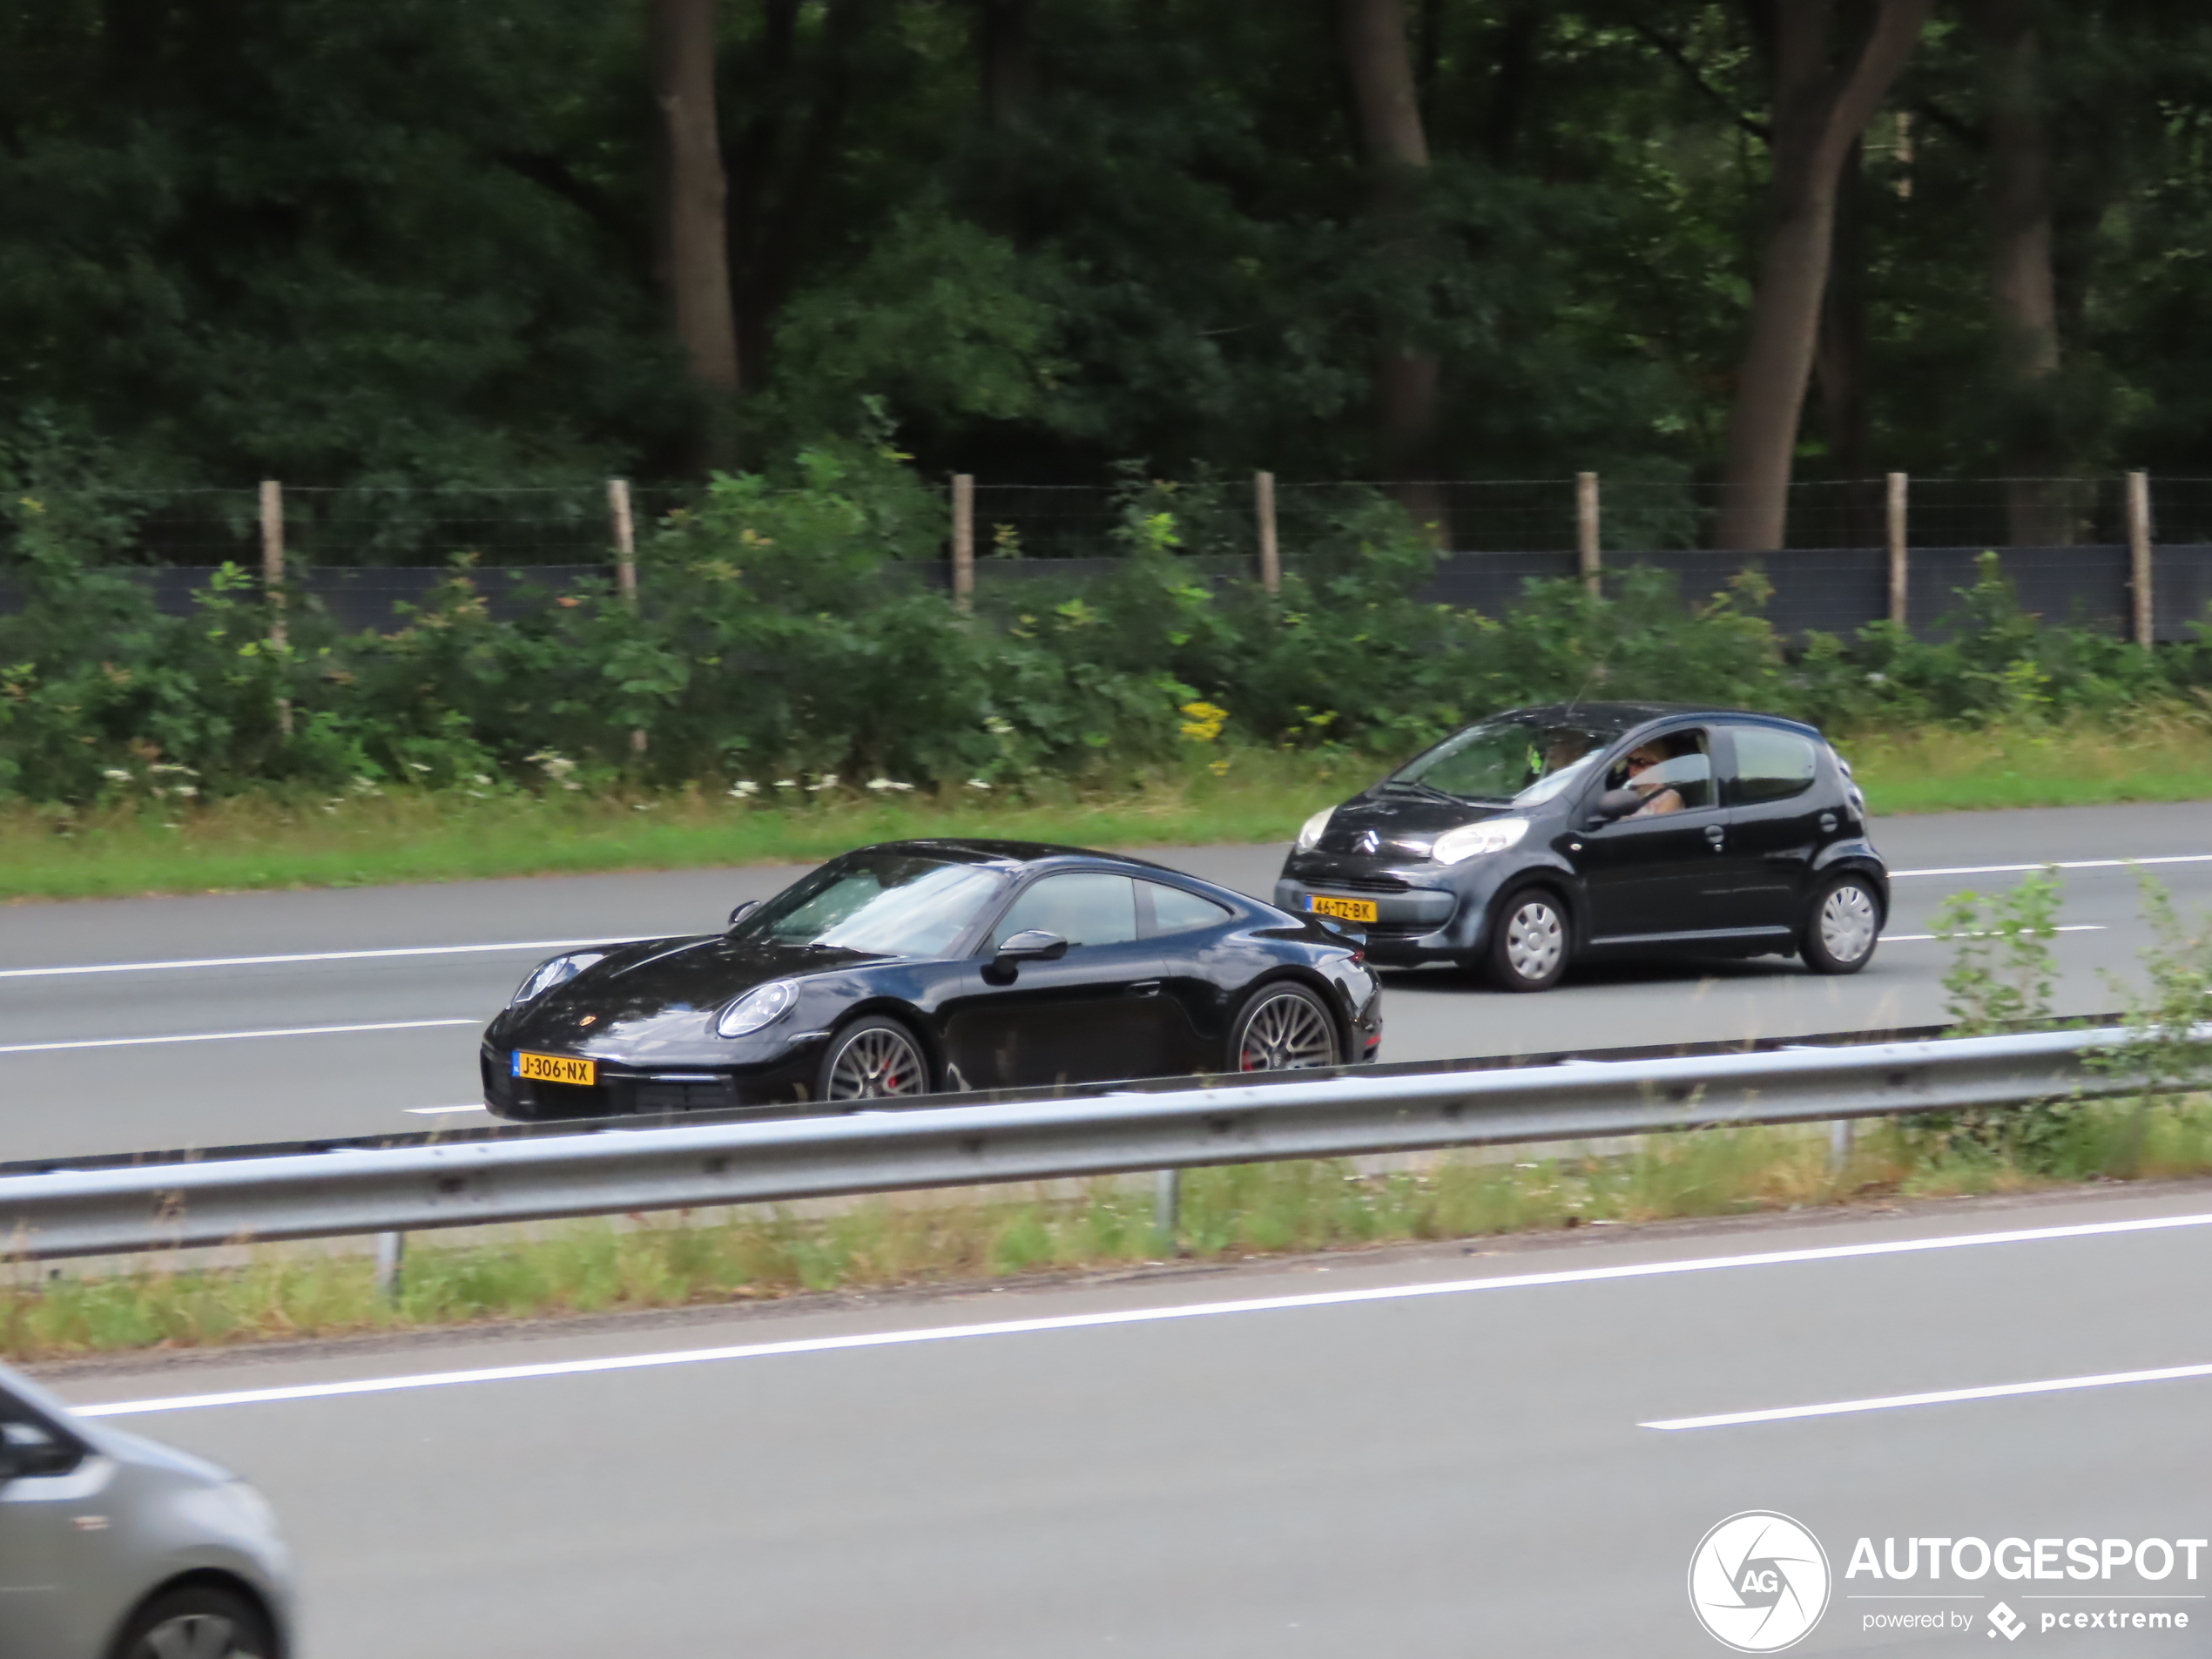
1689;1511;1831;1651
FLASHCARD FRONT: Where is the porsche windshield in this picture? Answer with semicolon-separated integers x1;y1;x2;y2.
738;853;1006;957
1388;718;1624;805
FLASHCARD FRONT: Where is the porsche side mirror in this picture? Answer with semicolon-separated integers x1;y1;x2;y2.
995;929;1069;965
727;900;759;929
1589;787;1642;824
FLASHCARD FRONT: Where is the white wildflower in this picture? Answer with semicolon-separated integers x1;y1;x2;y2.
471;773;492;786
101;768;132;783
728;780;760;798
173;785;199;799
772;779;795;790
406;762;432;773
965;778;992;792
982;716;1015;738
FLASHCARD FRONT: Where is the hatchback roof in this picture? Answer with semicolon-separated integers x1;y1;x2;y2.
1497;701;1821;736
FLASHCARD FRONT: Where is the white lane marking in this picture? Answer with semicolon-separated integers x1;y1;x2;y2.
0;939;614;981
1642;1360;2212;1432
1892;853;2212;880
74;1208;2212;1419
404;1104;489;1116
1882;925;2106;942
0;1020;477;1056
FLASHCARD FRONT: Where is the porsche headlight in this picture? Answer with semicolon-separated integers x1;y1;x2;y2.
511;952;605;1005
1295;807;1335;852
717;980;798;1038
1431;818;1529;865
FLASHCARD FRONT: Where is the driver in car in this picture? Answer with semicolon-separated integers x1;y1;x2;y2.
1616;739;1700;817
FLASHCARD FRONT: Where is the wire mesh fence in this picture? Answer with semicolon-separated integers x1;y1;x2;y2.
3;474;2207;640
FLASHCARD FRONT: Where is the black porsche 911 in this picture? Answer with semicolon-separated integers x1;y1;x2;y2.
482;839;1384;1120
1275;702;1889;991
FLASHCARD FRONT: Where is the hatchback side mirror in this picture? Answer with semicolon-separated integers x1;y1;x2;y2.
727;900;759;929
0;1426;81;1486
994;929;1069;966
1589;787;1642;824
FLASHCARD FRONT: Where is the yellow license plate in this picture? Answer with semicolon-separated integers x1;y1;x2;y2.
513;1051;596;1086
1305;894;1379;923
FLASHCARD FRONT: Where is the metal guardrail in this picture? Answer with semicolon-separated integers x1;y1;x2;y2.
0;1025;2168;1261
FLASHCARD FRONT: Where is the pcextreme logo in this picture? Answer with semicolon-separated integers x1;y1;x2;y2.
1688;1512;1832;1653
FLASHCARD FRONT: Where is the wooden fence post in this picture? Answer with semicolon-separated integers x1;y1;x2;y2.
1575;472;1600;596
1886;472;1909;629
608;478;646;757
951;474;975;613
2128;469;2155;647
1254;471;1281;596
259;479;292;738
608;478;639;607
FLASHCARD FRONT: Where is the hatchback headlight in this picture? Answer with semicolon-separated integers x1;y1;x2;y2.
1296;807;1335;852
511;952;605;1005
718;981;798;1038
1431;818;1529;865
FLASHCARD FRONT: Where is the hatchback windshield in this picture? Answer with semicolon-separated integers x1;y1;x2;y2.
1388;717;1624;805
738;853;1006;957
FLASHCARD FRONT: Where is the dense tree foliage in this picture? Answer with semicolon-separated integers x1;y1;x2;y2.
2;0;2208;516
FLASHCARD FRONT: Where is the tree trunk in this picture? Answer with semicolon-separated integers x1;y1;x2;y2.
1975;0;2069;545
1339;0;1445;541
981;0;1038;131
651;0;742;469
1716;0;1932;553
1817;138;1878;543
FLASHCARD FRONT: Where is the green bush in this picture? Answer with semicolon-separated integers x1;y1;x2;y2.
7;435;2212;806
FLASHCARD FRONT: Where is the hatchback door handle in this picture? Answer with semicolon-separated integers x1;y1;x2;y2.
1130;980;1163;996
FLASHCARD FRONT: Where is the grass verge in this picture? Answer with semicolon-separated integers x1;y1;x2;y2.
10;1097;2209;1364
5;714;2212;904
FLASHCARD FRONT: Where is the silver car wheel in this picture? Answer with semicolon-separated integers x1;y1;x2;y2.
137;1615;258;1659
1238;989;1339;1071
1819;883;1878;964
825;1025;927;1101
1504;900;1565;983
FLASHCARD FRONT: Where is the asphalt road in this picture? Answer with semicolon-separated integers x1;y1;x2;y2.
44;1181;2212;1656
3;799;2209;1161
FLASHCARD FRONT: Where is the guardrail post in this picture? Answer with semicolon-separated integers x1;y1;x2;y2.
374;1230;406;1300
1254;471;1281;596
1153;1167;1181;1245
951;474;975;613
2128;469;2154;646
1828;1117;1855;1176
259;480;292;738
1575;472;1601;596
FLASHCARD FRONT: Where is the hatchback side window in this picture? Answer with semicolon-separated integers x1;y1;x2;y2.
1729;727;1820;806
992;873;1141;950
1142;881;1232;938
1602;728;1715;815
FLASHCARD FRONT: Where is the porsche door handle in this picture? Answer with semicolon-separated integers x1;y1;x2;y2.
1129;981;1163;996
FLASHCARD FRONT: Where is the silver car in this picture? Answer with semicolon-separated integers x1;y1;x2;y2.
0;1362;293;1658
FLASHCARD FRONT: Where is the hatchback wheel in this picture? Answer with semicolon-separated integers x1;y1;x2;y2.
1228;983;1340;1072
111;1585;273;1659
815;1015;931;1104
1486;890;1569;992
1803;874;1880;974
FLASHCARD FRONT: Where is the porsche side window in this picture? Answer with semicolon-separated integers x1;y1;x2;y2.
1143;882;1232;937
1730;727;1820;806
994;874;1140;950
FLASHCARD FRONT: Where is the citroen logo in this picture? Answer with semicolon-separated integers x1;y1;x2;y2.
1354;829;1381;855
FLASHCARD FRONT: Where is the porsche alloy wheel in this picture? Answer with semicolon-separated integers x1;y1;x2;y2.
1231;984;1340;1072
819;1017;931;1103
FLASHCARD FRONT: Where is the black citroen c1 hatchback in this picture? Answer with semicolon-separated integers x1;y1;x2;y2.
1274;702;1888;991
